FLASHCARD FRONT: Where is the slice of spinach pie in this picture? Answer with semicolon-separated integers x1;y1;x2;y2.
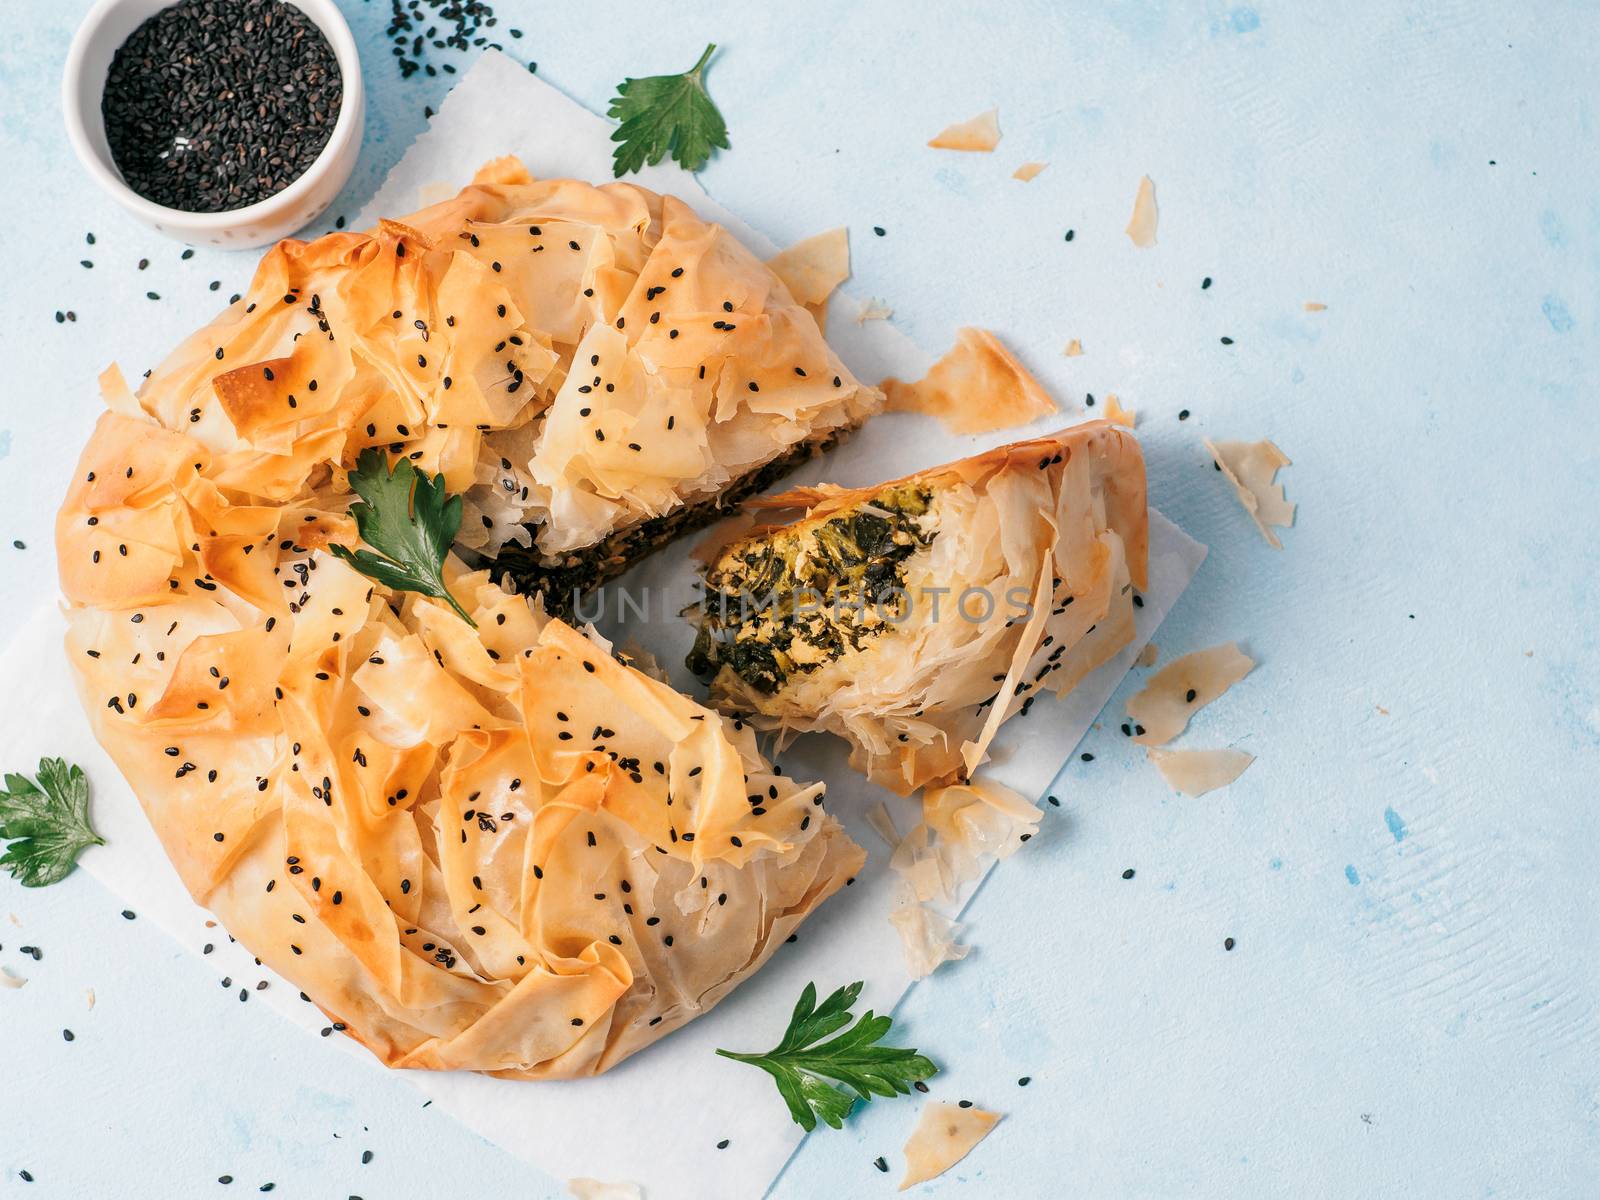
404;160;883;605
687;422;1149;794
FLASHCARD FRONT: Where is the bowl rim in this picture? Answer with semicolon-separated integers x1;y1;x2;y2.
61;0;363;233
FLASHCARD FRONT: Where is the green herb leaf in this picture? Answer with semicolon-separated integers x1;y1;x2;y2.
329;447;476;627
716;981;938;1131
607;43;730;177
0;758;103;888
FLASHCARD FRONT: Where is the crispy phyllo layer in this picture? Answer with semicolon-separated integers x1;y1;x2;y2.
688;422;1148;794
104;155;880;599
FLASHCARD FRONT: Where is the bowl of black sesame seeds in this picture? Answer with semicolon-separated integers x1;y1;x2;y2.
63;0;363;249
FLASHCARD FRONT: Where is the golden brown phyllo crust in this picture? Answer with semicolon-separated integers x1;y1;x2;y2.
53;160;875;1078
689;422;1149;795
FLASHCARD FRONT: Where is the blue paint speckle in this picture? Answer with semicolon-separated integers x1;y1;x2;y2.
1345;865;1360;885
1383;807;1407;843
1269;857;1282;870
1230;7;1261;33
1542;295;1574;332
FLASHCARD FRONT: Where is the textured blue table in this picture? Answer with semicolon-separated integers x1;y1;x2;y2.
2;2;1597;1197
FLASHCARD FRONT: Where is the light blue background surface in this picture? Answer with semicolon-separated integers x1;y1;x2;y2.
2;2;1598;1197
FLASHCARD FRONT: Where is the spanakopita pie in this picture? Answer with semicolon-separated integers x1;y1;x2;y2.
688;422;1149;794
53;161;871;1078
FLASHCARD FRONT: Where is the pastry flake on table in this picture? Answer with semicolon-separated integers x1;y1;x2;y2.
928;107;1002;151
881;327;1057;434
1204;437;1296;548
1126;641;1255;745
900;1100;1004;1189
1146;747;1255;796
1125;174;1158;247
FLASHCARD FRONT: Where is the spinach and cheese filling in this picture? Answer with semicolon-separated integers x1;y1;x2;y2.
688;483;937;692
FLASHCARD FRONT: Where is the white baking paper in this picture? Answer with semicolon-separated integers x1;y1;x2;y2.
0;51;1206;1200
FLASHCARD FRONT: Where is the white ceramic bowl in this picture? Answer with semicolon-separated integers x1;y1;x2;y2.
62;0;364;250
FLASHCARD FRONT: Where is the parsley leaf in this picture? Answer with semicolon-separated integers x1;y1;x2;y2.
608;43;730;177
329;448;476;627
716;981;938;1131
0;758;103;887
